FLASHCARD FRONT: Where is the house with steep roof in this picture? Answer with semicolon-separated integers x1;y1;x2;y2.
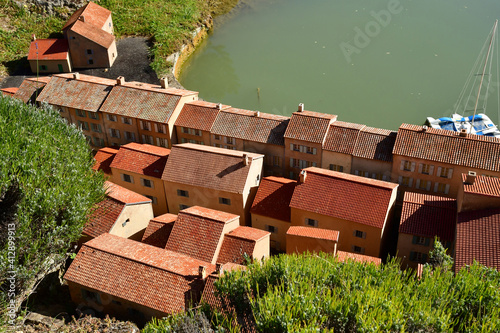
63;1;117;69
210;108;290;176
13;77;51;104
289;167;398;258
1;87;18;97
392;124;500;198
321;121;364;174
92;147;118;176
283;106;337;179
217;226;270;265
352;126;396;181
286;226;339;254
250;176;297;251
141;213;177;248
108;143;170;215
64;233;214;324
397;192;457;269
455;208;500;273
174;101;229;146
27;38;72;73
457;172;500;212
36;73;116;148
80;182;153;244
99;77;198;148
162;143;264;225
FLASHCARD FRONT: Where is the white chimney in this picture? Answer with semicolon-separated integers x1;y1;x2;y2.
32;34;36;41
466;171;477;185
73;72;80;80
422;125;428;132
216;263;223;275
198;266;207;279
243;154;249;166
217;103;222;110
299;170;307;183
254;111;260;117
459;128;468;137
298;103;304;112
79;15;85;22
160;77;168;89
117;76;125;85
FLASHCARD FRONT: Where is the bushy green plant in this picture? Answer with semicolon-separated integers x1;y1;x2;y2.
0;96;105;323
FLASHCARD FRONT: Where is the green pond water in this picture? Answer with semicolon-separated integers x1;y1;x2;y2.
179;0;500;130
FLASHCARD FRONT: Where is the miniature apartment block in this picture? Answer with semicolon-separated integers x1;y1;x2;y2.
27;38;72;74
457;172;500;212
286;226;339;254
141;213;177;248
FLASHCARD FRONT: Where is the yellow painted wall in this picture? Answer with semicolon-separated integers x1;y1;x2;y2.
253;235;271;261
284;138;323;178
67;30;115;68
286;233;337;255
351;157;392;181
102;113;140;147
243;141;285;177
251;214;291;251
321;151;352;173
108;203;154;238
29;56;72;74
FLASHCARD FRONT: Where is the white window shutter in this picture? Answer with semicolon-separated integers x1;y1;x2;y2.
157;138;160;145
429;165;435;175
116;130;120;139
139;120;143;128
415;179;420;189
418;164;423;173
162;125;166;133
290;158;294;166
355;170;360;176
362;232;366;239
140;178;144;186
409;178;414;187
109;129;113;136
400;160;405;170
290;143;293;151
445;184;450;194
313;148;317;155
398;176;402;184
121;117;125;124
313;162;317;167
434;183;439;193
410;162;416;172
426;182;431;191
447;168;453;179
437;167;442;177
154;123;158;132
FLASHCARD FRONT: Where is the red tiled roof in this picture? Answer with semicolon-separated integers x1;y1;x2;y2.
162;143;263;194
92;147;118;174
455;208;500;273
13;77;50;104
105;181;151;204
28;39;69;61
284;111;337;144
70;20;114;48
64;233;215;314
217;236;255;265
323;121;364;154
109;143;170;178
175;101;228;132
250;176;296;222
399;192;457;241
290;167;398;229
462;173;500;197
141;214;177;248
63;1;111;30
1;87;18;96
353;127;396;162
165;206;239;263
211;108;289;146
100;84;188;123
36;74;115;112
286;226;339;242
83;197;124;238
225;226;270;242
336;250;382;265
393;124;500;172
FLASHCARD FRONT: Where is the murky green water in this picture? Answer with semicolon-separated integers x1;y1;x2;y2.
179;0;500;130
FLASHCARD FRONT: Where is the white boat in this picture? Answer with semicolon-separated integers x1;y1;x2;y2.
426;113;500;138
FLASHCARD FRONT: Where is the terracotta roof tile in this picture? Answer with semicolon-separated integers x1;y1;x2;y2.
284;111;337;144
1;87;18;96
175;101;228;131
104;181;151;204
109;143;170;178
100;84;192;123
353;127;396;162
336;250;382;265
63;1;111;30
28;39;69;61
225;226;270;242
286;226;339;242
162;144;263;194
70;20;114;48
211;108;289;146
92;147;118;174
462;173;500;197
141;214;177;248
13;77;51;104
83;197;123;238
399;192;457;241
455;208;500;273
36;74;115;112
323;121;364;154
217;236;256;265
64;233;215;314
165;207;239;263
290;167;397;229
250;176;296;222
393;124;500;172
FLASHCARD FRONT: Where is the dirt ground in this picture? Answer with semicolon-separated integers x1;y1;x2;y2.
0;36;183;90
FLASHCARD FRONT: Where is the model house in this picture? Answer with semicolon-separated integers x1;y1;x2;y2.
457;171;500;212
27;38;72;74
107;143;170;216
162;143;264;225
284;105;336;179
92;147;118;176
13;77;51;104
289;167;398;258
141;213;177;248
80;181;153;244
250;176;297;251
321;121;364;174
396;192;457;269
286;226;339;254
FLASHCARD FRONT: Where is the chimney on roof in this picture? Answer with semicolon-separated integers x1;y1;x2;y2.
198;266;207;279
298;103;304;112
299;170;307;183
422;125;428;132
216;263;223;275
79;15;85;22
73;72;80;80
465;171;477;185
254;110;260;117
459;128;468;137
160;77;168;89
117;76;125;85
243;154;250;166
31;34;36;41
216;103;222;110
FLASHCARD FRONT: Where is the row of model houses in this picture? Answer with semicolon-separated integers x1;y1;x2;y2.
6;73;500;201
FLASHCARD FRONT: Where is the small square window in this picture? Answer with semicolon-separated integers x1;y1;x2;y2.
86;49;93;55
108;114;117;122
354;230;366;238
266;225;277;233
177;189;189;197
352;246;364;254
88;59;94;65
122;117;132;125
305;218;318;227
214;134;221;140
219;197;231;205
122;174;132;183
145;195;157;205
142;178;152;188
39;65;47;71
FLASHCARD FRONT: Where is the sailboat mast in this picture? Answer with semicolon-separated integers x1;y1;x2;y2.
471;19;498;132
